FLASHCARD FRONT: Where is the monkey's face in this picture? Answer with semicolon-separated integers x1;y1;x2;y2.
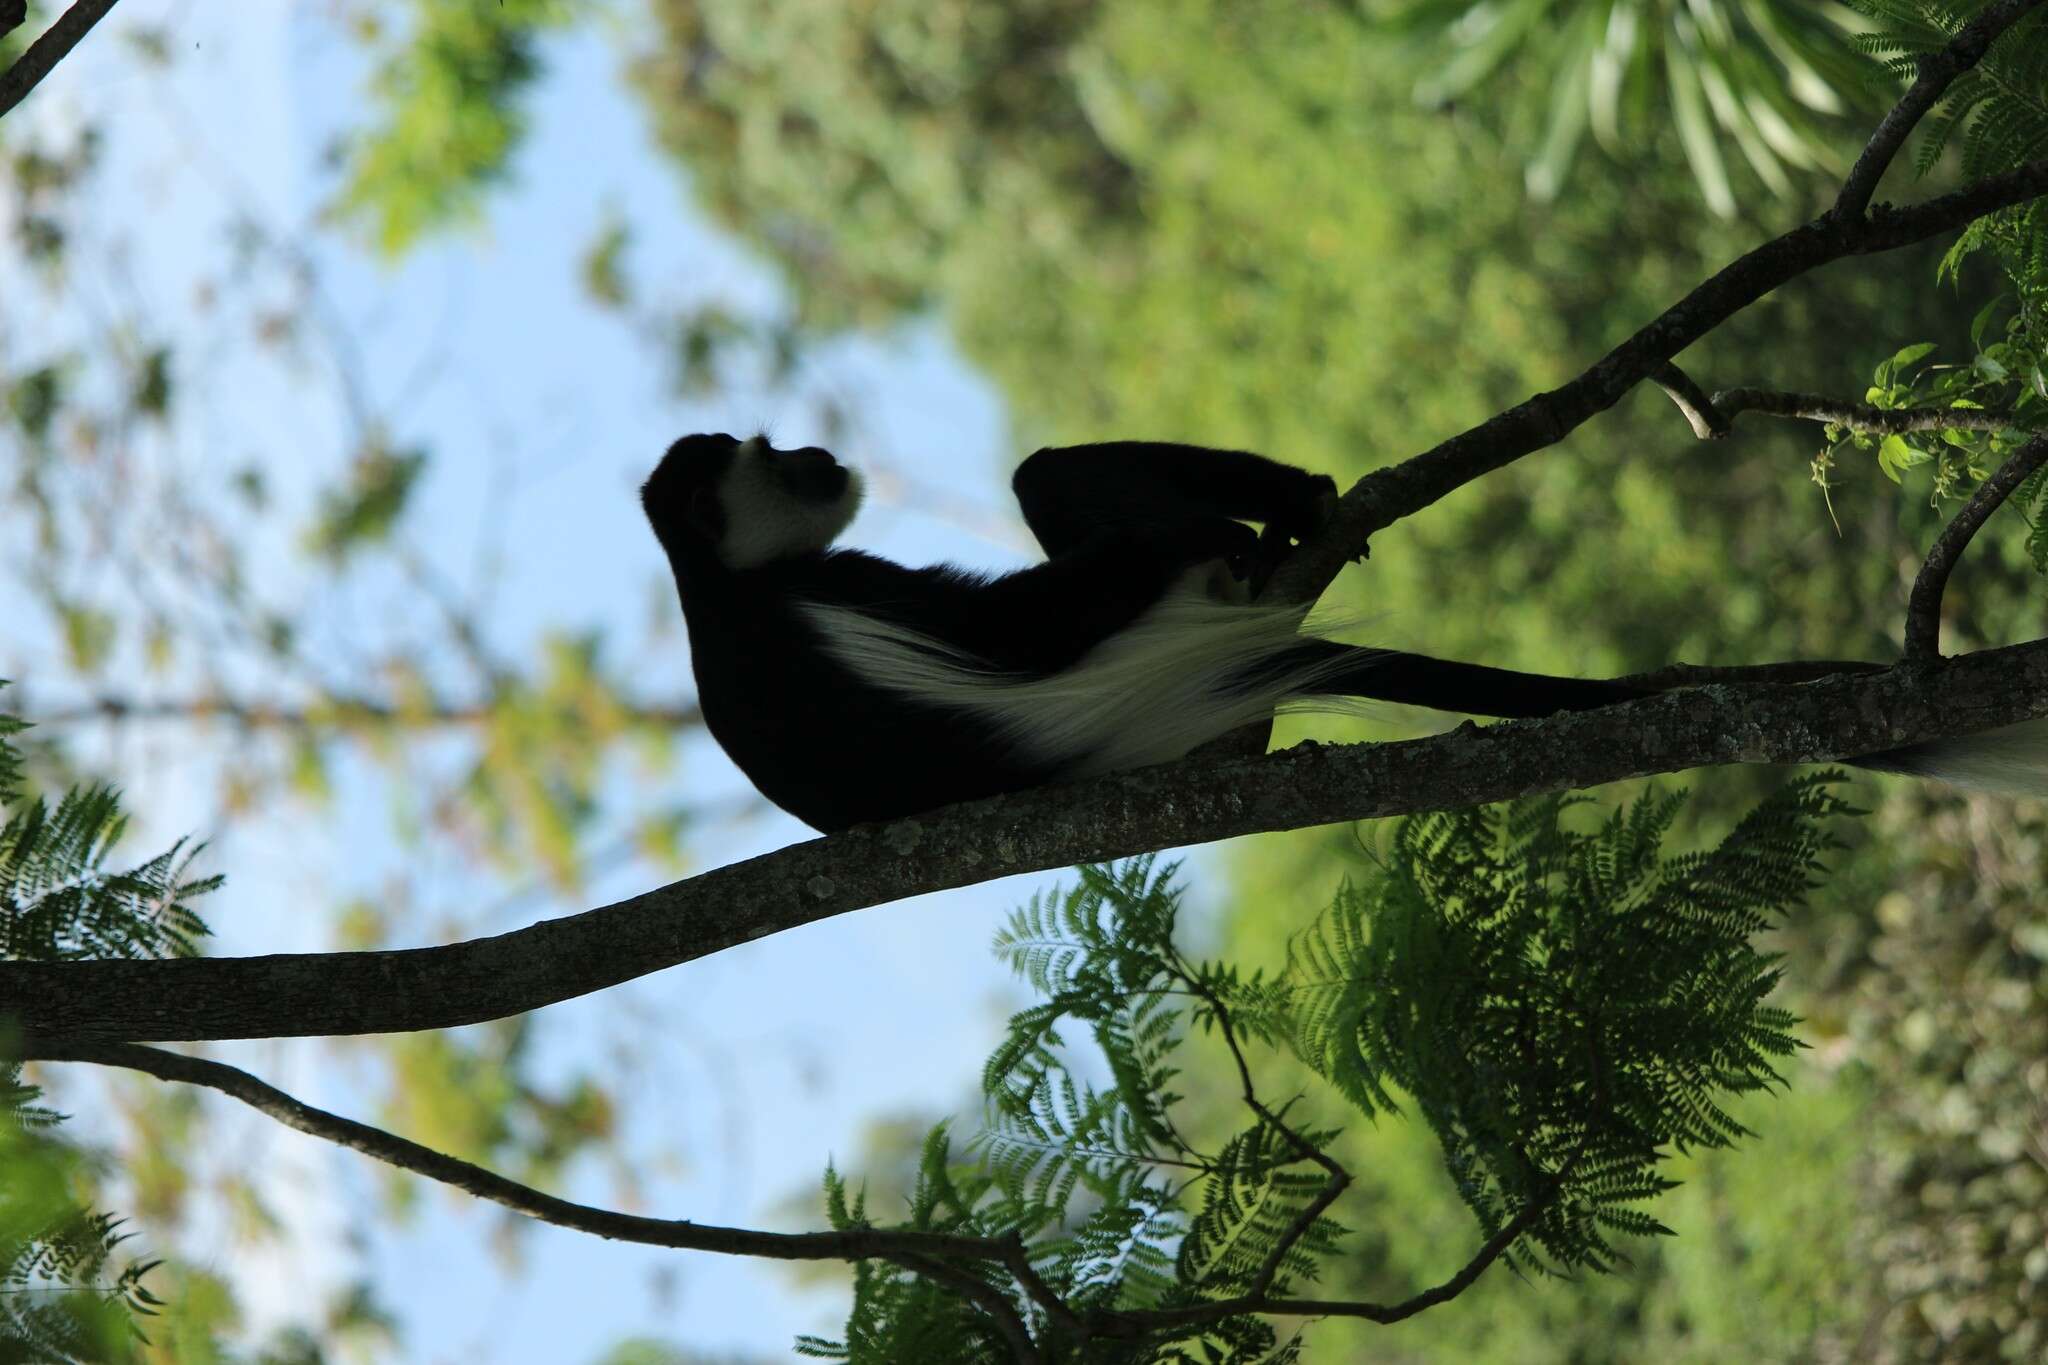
642;433;865;570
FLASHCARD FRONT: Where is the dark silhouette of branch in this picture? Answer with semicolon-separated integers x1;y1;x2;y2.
1653;364;2031;439
13;638;2048;1051
1904;431;2048;659
0;0;119;120
1269;0;2048;605
40;1042;1018;1265
1101;1191;1555;1334
1272;155;2048;603
1836;0;2047;220
1;3;26;42
43;1041;1534;1352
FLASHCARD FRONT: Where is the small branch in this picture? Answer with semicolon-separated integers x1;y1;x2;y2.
1103;1187;1555;1334
1;3;25;42
1710;387;2024;437
43;1043;1526;1352
42;1042;1019;1266
1173;956;1351;1304
1651;363;1731;439
1904;430;2048;659
1268;154;2048;604
0;0;120;120
1835;0;2047;220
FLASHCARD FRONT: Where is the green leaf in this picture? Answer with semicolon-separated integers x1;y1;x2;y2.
1970;297;2003;350
1877;434;1929;483
1888;341;1937;371
304;447;428;561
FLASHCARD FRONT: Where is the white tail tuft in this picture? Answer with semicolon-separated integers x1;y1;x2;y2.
800;580;1379;776
1852;717;2048;798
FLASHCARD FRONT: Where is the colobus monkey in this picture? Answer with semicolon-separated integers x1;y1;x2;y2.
642;434;2047;832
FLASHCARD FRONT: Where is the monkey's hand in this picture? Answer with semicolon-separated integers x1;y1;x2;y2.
1269;473;1339;544
1139;517;1260;576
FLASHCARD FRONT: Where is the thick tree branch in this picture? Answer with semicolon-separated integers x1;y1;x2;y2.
13;641;2048;1051
1835;0;2047;220
1904;431;2048;659
0;0;119;120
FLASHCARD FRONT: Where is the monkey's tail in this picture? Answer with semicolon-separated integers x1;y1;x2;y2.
1265;641;1657;718
1295;641;2048;798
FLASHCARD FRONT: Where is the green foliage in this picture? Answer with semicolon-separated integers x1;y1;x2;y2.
1801;792;2048;1360
0;707;218;965
0;689;220;1361
302;442;428;562
814;783;1847;1359
635;0;1133;329
0;1087;155;1364
1283;778;1847;1273
1371;0;1870;211
334;0;579;257
1822;306;2046;522
1850;0;2048;304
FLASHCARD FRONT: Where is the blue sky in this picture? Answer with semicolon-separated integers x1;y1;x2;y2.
8;4;1237;1360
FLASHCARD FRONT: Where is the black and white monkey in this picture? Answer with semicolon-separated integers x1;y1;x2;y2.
642;434;2046;833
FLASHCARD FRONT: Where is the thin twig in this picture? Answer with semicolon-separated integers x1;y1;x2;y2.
41;1042;1012;1266
1651;363;1731;439
1836;0;2048;220
1172;952;1352;1305
0;0;119;120
1712;386;2024;436
1103;1189;1557;1334
1904;430;2048;658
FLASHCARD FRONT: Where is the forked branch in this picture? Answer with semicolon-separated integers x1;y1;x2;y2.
1269;2;2048;603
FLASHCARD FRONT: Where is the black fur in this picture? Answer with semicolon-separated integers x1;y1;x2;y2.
643;436;1651;832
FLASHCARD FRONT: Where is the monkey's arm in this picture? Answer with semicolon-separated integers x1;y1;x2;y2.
967;521;1257;670
1012;442;1335;557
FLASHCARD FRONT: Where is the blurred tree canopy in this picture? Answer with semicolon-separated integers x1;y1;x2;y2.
619;1;2048;1357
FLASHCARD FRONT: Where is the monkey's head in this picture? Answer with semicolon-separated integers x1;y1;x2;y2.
642;433;865;571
